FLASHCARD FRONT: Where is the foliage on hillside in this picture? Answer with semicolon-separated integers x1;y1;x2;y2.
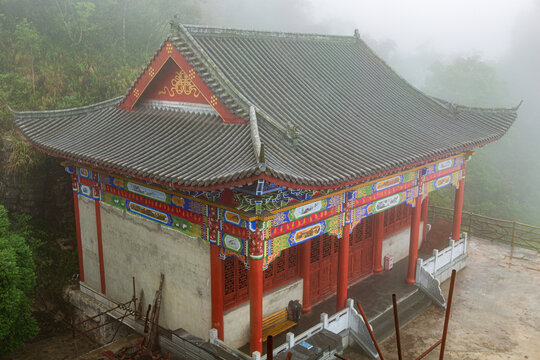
0;0;201;172
0;206;38;353
0;1;202;352
422;56;540;226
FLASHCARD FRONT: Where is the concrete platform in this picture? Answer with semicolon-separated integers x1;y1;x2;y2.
241;256;431;356
343;236;540;359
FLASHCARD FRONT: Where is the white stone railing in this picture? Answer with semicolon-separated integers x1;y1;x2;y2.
209;330;253;359
416;233;468;307
210;298;379;360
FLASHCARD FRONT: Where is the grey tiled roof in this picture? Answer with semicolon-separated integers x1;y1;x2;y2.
14;24;518;189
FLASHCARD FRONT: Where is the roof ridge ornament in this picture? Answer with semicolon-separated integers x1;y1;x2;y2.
249;105;266;171
286;121;300;147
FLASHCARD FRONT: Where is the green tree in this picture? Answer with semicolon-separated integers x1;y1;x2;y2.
0;206;39;353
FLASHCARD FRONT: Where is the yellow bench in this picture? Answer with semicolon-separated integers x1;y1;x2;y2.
262;308;297;341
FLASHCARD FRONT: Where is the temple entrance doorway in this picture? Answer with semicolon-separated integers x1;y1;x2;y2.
348;216;375;284
309;233;339;305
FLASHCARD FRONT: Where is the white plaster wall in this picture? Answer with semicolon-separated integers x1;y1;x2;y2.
223;278;303;348
78;195;101;291
83;202;211;339
378;221;425;270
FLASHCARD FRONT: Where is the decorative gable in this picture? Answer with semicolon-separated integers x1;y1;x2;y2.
143;59;207;104
120;41;244;124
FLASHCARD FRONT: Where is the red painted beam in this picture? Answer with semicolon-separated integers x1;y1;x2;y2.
336;222;351;311
94;199;106;294
249;257;264;355
406;197;422;285
300;240;312;313
452;179;465;241
373;212;385;273
210;244;224;340
73;191;85;282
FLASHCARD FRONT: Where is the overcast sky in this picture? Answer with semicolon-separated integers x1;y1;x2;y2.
204;0;537;60
310;0;538;59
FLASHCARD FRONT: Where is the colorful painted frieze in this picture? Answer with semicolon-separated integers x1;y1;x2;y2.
268;214;341;259
271;193;344;229
423;156;463;178
102;192;202;238
352;187;417;223
423;171;461;194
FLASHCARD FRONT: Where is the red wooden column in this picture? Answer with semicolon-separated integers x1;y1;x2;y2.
300;239;312;313
210;244;224;340
421;195;429;243
249;229;264;355
337;201;352;311
93;173;106;294
452;179;465;241
405;196;423;285
71;172;84;282
372;212;385;273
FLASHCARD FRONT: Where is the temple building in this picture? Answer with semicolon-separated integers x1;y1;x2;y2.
14;22;517;355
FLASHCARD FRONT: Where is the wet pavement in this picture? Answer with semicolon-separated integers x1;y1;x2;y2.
344;236;540;359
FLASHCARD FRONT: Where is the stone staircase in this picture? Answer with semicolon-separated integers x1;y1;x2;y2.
370;288;432;341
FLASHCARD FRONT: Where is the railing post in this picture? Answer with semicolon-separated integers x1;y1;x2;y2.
511;221;517;259
449;239;455;262
209;328;218;345
252;351;261;360
432;249;438;274
321;313;329;329
286;332;295;349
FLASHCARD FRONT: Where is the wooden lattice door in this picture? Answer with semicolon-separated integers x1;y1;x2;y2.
348;216;374;284
309;233;339;305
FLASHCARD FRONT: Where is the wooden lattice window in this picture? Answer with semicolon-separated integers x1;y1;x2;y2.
223;246;299;310
383;203;412;236
351;216;374;244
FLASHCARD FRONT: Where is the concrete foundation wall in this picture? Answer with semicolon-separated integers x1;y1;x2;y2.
79;196;101;291
223;278;303;348
379;221;425;270
78;200;212;339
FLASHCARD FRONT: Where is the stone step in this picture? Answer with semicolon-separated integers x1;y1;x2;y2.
370;288;432;341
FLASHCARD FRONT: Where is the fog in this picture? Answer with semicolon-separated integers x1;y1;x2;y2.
1;0;538;223
199;0;540;224
202;0;536;60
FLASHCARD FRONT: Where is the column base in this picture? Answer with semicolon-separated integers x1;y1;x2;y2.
405;277;416;285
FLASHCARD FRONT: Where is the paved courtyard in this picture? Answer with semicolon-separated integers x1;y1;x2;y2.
344;236;540;360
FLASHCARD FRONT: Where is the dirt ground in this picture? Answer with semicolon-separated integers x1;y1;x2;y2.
344;236;540;360
1;312;97;360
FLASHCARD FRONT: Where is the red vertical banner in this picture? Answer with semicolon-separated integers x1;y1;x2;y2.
249;228;264;355
372;212;385;273
300;240;312;313
249;257;263;354
405;198;423;284
72;173;84;282
421;195;430;243
95;199;106;294
337;223;351;311
210;244;224;340
452;180;465;241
